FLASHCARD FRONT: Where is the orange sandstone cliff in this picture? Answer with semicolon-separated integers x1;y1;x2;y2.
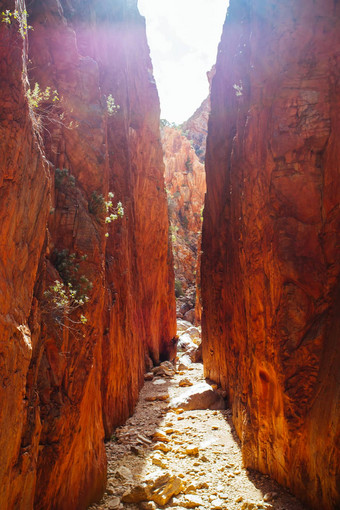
202;1;340;509
162;125;206;321
0;0;176;509
181;66;215;164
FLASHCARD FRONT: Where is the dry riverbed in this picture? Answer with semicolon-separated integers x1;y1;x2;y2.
90;343;307;510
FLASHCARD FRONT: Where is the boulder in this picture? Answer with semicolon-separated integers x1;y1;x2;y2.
177;320;193;333
184;308;195;324
169;382;226;411
177;333;196;352
186;344;202;363
122;472;183;505
177;355;192;371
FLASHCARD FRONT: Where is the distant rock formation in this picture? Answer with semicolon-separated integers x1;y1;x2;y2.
202;1;340;509
162;125;206;323
181;67;215;163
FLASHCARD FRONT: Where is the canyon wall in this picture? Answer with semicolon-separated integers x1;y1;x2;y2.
0;1;176;509
181;66;215;163
162;126;205;321
202;0;340;509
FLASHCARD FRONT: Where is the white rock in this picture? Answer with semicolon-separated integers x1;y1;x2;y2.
170;382;226;411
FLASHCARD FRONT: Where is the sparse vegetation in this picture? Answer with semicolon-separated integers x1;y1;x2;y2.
1;8;32;37
43;280;88;326
43;250;92;327
184;156;193;173
55;168;76;189
89;191;124;237
106;94;120;116
175;280;184;298
26;83;59;109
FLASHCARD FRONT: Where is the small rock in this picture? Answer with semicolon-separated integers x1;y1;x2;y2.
145;394;169;402
153;431;170;442
211;498;225;509
263;492;278;502
152;365;175;377
122;472;183;506
152;452;168;469
107;496;121;509
185;446;199;456
197;481;209;489
160;360;175;370
115;466;133;481
181;494;204;508
144;372;154;381
241;502;260;510
139;502;157;510
179;378;193;387
152;442;171;452
130;445;143;455
153;379;167;385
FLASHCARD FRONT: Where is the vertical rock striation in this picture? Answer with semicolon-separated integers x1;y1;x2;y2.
202;1;340;509
0;0;176;509
163;125;206;302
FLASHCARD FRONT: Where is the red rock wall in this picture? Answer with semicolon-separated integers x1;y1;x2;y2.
181;66;215;163
202;1;340;509
0;0;176;509
0;2;49;506
163;126;206;294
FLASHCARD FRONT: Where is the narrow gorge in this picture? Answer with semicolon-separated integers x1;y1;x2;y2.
0;1;339;510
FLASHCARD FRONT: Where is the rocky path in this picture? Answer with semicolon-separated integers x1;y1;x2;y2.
91;324;307;510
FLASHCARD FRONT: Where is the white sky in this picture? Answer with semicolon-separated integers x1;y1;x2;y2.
138;0;229;124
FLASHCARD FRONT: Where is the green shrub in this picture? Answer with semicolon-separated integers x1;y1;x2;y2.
55;168;75;189
184;156;193;173
175;280;184;298
89;191;124;236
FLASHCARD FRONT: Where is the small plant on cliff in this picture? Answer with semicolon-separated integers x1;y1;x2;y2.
26;82;59;109
52;249;92;302
175;280;184;298
43;280;88;326
106;94;120;116
89;191;124;236
1;8;32;37
184;156;193;173
43;250;92;327
55;168;76;189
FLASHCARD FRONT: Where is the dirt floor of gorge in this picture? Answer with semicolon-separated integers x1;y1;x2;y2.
90;354;307;510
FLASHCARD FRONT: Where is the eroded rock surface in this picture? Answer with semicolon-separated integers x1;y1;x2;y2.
0;0;175;508
202;1;340;509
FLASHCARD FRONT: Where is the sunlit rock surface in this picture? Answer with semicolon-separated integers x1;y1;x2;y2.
202;1;340;509
0;0;176;508
162;126;206;322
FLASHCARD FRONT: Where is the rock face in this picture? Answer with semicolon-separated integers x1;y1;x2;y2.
181;66;215;163
162;126;206;321
202;1;340;509
0;1;176;509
